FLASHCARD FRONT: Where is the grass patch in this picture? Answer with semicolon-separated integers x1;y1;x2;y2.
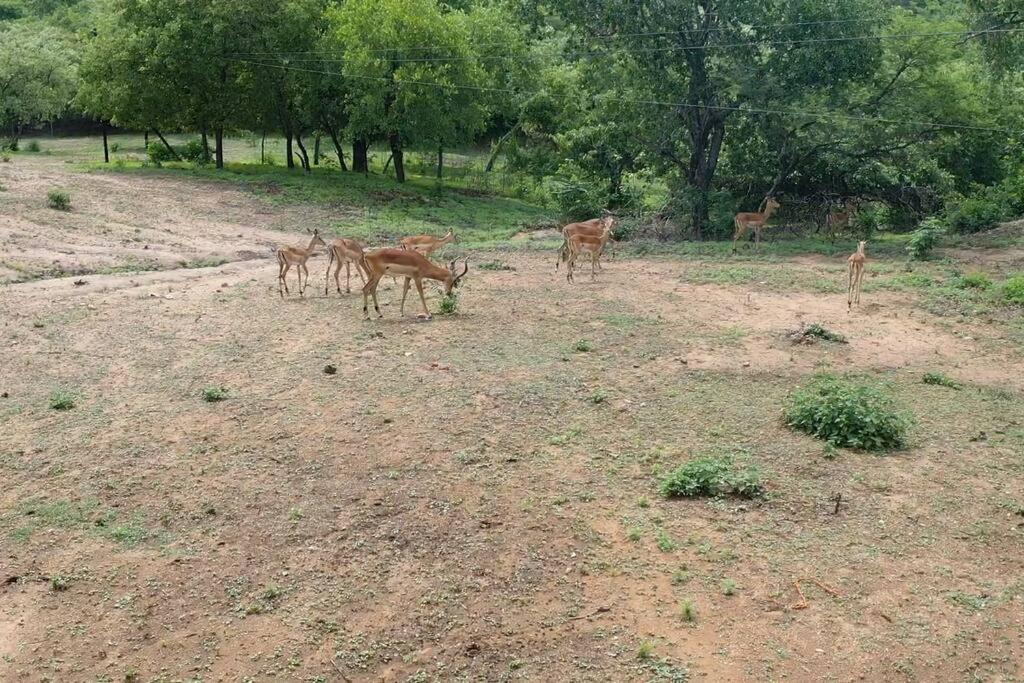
438;291;460;315
573;339;593;353
477;260;515;271
48;390;76;411
789;322;848;344
955;272;993;290
922;372;962;390
679;599;697;623
1001;274;1024;306
659;452;764;499
202;386;229;402
46;189;71;211
10;498;156;547
785;374;910;451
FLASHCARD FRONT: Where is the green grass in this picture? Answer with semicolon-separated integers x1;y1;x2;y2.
9;498;156;548
922;372;963;390
46;189;71;211
202;386;229;402
659;452;764;499
48;390;76;410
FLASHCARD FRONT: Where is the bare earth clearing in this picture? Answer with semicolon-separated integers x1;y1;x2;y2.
2;154;1023;682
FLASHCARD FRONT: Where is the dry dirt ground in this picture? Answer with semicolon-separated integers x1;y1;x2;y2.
2;154;1024;682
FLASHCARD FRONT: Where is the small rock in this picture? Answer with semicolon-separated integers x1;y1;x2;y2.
73;279;87;286
323;364;337;375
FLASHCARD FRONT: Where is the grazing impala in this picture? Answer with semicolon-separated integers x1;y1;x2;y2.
826;200;858;235
847;240;867;311
732;197;781;253
566;227;614;283
324;237;369;295
361;248;469;320
276;229;327;297
399;230;455;259
557;212;617;271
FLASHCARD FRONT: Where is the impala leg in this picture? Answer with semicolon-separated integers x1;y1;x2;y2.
399;277;412;316
855;265;864;304
344;261;351;293
591;251;598;279
847;264;854;311
325;250;334;296
362;273;384;319
567;251;575;283
281;262;291;296
297;263;307;296
414;276;431;319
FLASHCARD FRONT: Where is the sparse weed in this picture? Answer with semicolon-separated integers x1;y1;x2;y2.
637;497;650;509
679;599;697;623
26;140;41;153
659;453;764;499
955;272;993;290
589;389;608;404
656;529;678;552
50;574;71;591
573;339;593;352
1001;275;1024;306
438;291;460;315
627;527;643;542
636;640;655;661
202;386;229;402
477;260;515;271
923;372;962;390
785;375;910;451
721;579;737;596
791;323;847;344
49;390;75;411
47;189;71;211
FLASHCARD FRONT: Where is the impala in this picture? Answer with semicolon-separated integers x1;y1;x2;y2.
361;248;469;320
324;237;369;295
556;212;617;271
566;227;613;283
732;197;781;253
276;229;327;297
826;200;858;234
847;240;867;311
399;229;455;259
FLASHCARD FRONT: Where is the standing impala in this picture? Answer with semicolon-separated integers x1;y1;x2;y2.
557;212;617;271
276;229;327;297
324;237;369;295
732;197;781;253
826;200;858;235
847;240;867;311
566;227;614;283
361;248;469;320
399;230;455;259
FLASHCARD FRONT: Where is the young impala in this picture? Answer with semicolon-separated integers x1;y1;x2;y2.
847;240;867;311
276;229;327;297
566;227;614;283
399;230;455;259
556;212;617;271
732;197;781;252
361;248;469;320
324;237;369;295
826;200;858;235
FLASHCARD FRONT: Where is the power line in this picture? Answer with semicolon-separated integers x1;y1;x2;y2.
228;28;1024;65
226;57;1019;135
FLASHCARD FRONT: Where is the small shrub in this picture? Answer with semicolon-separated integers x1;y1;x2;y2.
26;140;41;152
947;197;1003;234
573;339;593;353
588;389;607;404
784;375;910;451
180;138;210;164
47;190;71;211
438;291;459;315
49;390;75;410
922;372;962;390
477;260;515;271
655;529;678;552
906;219;943;260
659;453;764;499
202;386;228;402
109;142;120;153
790;322;847;344
0;154;9;162
679;599;697;623
147;142;176;164
50;574;71;591
1001;275;1024;306
636;641;655;661
955;272;993;290
721;579;737;596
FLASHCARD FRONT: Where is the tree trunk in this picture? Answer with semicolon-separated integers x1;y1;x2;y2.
261;130;266;164
313;134;321;165
153;129;181;161
102;125;109;163
352;138;368;173
437;146;443;179
214;127;224;169
383;153;393;173
201;129;211;161
485;122;521;172
286;132;294;169
325;124;348;171
144;131;149;149
294;132;311;173
389;135;405;183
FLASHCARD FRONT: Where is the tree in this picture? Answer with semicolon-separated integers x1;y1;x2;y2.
0;24;77;149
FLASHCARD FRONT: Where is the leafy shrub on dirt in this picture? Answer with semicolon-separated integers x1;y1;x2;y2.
790;322;847;344
26;140;41;152
659;453;764;499
947;197;1003;234
180;139;210;164
49;390;75;410
147;142;176;164
785;375;910;451
202;386;229;402
955;272;993;290
1001;275;1024;305
907;219;944;260
438;291;459;315
923;372;962;389
46;189;71;211
573;339;593;352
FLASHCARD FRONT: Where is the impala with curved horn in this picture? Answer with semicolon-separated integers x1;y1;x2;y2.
557;211;617;271
361;248;469;320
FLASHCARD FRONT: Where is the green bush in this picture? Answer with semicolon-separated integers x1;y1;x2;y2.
49;390;75;410
1001;275;1024;305
46;190;71;211
907;219;944;260
947;197;1003;234
955;272;993;290
26;140;41;152
923;372;962;389
852;206;881;239
659;453;764;499
147;142;176;164
438;291;459;315
180;138;210;164
785;375;911;451
202;386;228;402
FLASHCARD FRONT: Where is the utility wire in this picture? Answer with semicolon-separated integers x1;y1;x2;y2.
226;57;1019;135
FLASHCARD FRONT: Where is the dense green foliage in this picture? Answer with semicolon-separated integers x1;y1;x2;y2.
785;375;911;451
3;0;1023;235
659;453;764;499
907;219;944;260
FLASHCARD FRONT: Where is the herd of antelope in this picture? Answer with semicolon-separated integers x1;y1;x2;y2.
275;198;869;319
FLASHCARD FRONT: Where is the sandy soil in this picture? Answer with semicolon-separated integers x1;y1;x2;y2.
1;155;1023;682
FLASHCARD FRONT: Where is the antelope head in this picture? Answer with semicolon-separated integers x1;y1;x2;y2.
443;258;469;295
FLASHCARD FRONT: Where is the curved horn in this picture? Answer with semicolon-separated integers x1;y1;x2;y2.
453;258;469;283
